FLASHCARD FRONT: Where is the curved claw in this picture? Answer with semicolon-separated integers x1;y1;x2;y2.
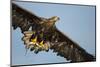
22;31;51;54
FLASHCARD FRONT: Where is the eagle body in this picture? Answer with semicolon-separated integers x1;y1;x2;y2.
12;2;95;62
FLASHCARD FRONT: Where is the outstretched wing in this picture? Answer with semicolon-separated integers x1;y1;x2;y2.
12;2;95;62
12;3;42;33
49;27;95;62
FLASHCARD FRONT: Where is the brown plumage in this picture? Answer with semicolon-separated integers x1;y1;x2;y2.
12;2;95;62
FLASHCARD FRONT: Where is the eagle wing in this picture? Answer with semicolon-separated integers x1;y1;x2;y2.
12;2;95;62
12;3;43;33
49;27;95;62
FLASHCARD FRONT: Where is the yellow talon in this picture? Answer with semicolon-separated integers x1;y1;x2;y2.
39;40;44;47
31;36;37;44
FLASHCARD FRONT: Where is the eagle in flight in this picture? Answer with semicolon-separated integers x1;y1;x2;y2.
12;2;95;62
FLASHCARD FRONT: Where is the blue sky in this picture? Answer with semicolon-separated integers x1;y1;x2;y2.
12;1;96;65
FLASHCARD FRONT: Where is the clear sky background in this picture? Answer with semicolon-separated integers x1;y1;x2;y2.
12;1;96;66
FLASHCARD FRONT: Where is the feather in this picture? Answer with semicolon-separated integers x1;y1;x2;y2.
12;3;42;33
12;2;95;62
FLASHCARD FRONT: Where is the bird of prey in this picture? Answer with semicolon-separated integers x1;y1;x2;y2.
12;2;95;62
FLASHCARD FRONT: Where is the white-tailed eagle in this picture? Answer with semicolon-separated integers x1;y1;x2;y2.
12;2;95;62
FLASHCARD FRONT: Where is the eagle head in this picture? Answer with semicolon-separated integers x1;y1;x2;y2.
46;16;60;27
40;16;60;31
49;16;60;23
